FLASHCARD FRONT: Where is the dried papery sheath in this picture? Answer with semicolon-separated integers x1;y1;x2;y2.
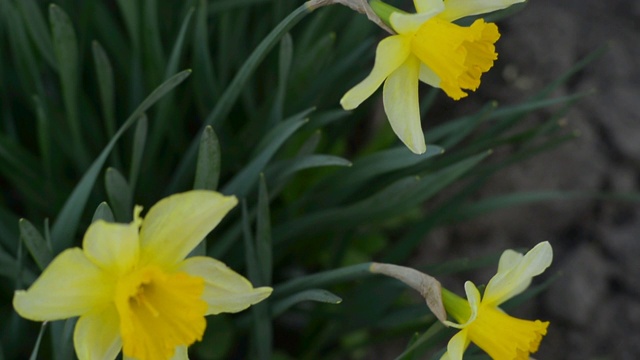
370;262;446;322
305;0;395;33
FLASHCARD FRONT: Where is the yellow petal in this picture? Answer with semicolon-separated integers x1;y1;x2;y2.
179;257;272;315
483;241;553;306
74;305;122;360
383;56;426;154
438;0;526;22
13;248;112;321
138;191;237;268
389;5;442;34
443;329;470;360
340;35;410;110
83;220;139;277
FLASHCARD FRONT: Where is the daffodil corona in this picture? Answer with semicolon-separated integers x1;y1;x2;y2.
340;0;525;154
440;241;553;360
13;191;272;360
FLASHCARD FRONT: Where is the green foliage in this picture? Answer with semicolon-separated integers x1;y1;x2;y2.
0;0;597;359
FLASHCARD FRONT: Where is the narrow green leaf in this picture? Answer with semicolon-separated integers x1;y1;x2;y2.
50;4;88;167
242;200;272;360
272;289;342;317
394;322;449;360
170;3;312;192
332;145;444;190
256;175;272;285
268;33;293;126
105;168;133;223
28;322;48;360
275;152;489;246
273;263;372;299
115;0;140;51
92;202;115;223
19;219;53;270
51;70;191;253
193;126;221;191
222;115;309;197
147;8;195;159
17;0;56;68
268;154;352;185
92;41;116;139
129;114;148;190
192;0;219;115
33;96;52;179
142;0;166;83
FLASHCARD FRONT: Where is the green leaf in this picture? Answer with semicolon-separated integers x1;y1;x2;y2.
193;126;221;191
272;289;342;317
19;219;53;271
276;152;490;246
222;114;309;197
273;263;372;299
92;202;115;223
50;70;191;253
170;3;312;192
33;96;52;179
256;175;272;285
394;322;450;360
268;32;293;126
129;114;148;190
17;0;56;69
147;7;195;158
92;41;116;140
50;4;88;167
28;322;48;360
105;168;133;223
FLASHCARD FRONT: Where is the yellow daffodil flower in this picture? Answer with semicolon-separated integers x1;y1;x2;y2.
440;241;553;360
13;191;272;360
340;0;524;154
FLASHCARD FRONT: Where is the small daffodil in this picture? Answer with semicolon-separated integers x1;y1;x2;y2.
341;0;524;154
13;191;272;360
440;241;553;360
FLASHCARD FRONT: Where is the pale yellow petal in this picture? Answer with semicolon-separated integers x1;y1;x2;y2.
483;241;553;306
390;3;443;34
13;248;112;321
414;0;446;14
83;220;139;277
340;35;410;110
444;328;469;360
419;64;441;88
170;346;189;360
74;305;122;360
179;257;272;315
383;56;426;154
139;191;238;268
496;249;523;274
438;0;526;22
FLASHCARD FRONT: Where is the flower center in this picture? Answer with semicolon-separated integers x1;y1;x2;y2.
115;266;207;360
411;17;500;100
467;304;549;359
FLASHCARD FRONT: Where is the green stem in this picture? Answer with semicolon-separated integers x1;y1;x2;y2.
369;0;406;27
273;262;372;298
441;288;472;324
